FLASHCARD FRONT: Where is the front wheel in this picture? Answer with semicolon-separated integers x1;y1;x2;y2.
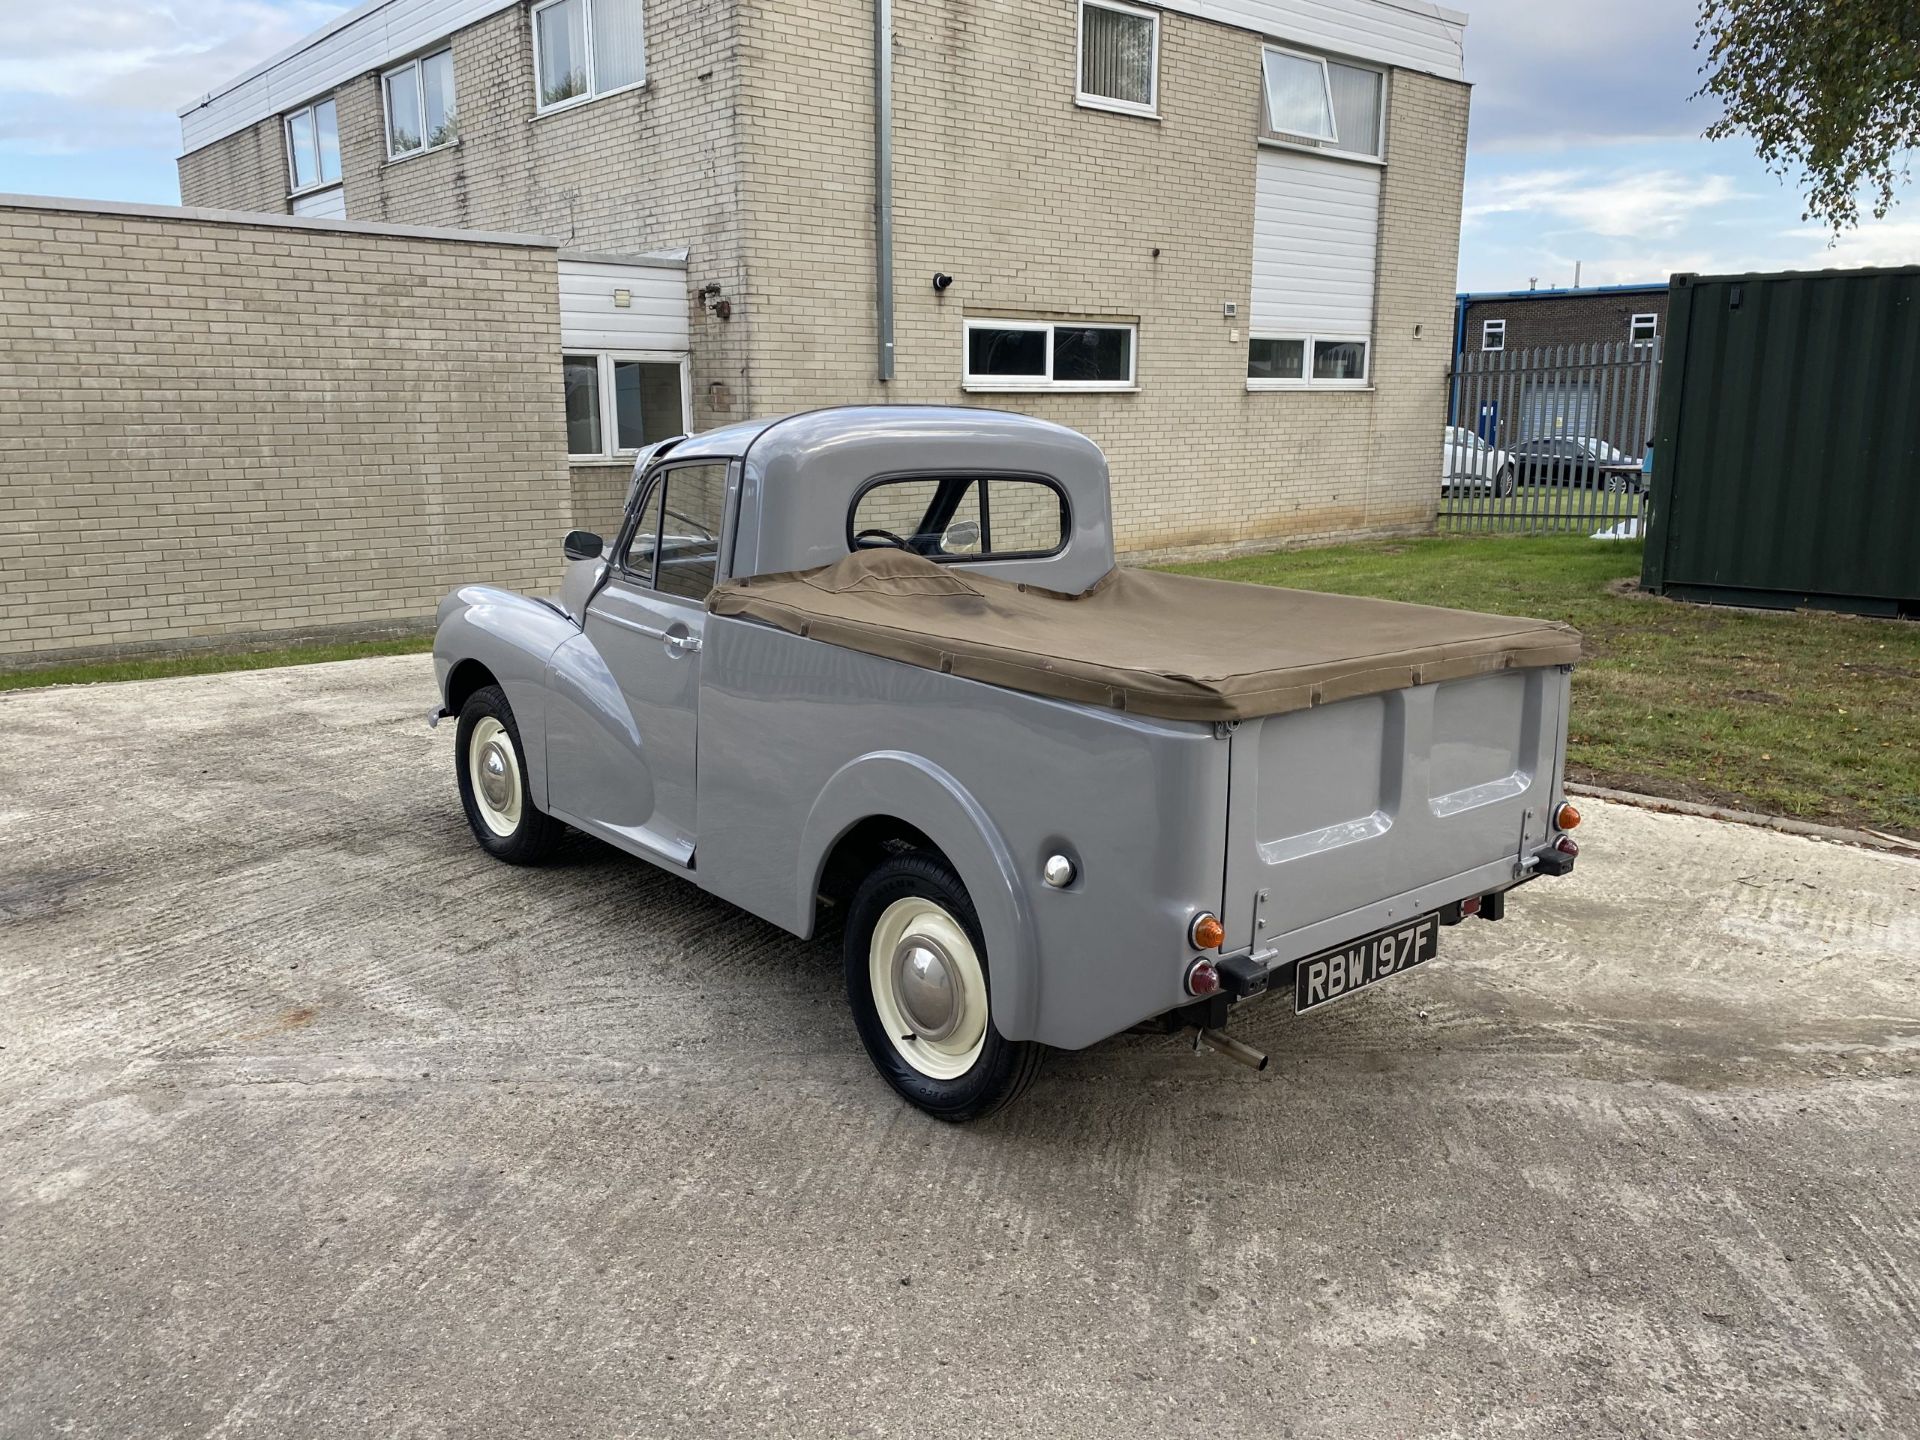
455;683;562;863
1496;464;1517;498
843;852;1044;1121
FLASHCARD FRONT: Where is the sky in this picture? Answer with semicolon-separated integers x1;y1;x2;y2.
0;0;1915;290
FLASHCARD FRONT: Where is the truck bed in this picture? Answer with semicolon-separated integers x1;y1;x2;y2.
709;549;1580;722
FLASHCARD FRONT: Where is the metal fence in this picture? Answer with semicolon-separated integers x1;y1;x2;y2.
1442;339;1661;534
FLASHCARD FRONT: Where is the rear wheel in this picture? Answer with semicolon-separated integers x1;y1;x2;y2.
455;684;561;864
1496;465;1517;498
843;852;1044;1121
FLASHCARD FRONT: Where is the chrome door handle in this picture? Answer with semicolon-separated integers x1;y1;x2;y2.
602;612;701;653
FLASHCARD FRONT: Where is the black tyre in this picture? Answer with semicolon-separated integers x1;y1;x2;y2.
1497;464;1517;498
454;684;562;864
843;852;1044;1122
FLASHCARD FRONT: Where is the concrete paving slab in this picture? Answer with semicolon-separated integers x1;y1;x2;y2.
2;655;1917;1438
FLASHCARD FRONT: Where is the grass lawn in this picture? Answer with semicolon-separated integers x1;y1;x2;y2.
0;634;434;694
1173;535;1920;840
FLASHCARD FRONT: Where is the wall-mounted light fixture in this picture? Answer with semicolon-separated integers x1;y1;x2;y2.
932;272;954;293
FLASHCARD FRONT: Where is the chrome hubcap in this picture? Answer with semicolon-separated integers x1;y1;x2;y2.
892;939;959;1041
478;742;512;809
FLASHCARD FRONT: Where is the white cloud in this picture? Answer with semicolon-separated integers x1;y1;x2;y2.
1786;216;1920;269
1466;167;1743;240
0;0;344;157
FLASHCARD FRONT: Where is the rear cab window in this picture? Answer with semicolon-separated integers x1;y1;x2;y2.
849;475;1068;561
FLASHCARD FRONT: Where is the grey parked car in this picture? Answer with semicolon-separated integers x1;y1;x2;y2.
1506;436;1645;493
432;408;1584;1120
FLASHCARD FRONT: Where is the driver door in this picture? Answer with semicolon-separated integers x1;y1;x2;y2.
552;460;728;863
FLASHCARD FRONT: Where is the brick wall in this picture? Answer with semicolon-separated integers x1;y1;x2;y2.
1463;290;1670;356
177;0;754;434
0;199;569;665
735;0;1468;555
174;0;1471;558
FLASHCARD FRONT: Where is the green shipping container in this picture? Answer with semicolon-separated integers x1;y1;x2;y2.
1643;266;1920;617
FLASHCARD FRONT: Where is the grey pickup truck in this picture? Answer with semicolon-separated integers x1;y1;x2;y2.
432;407;1583;1120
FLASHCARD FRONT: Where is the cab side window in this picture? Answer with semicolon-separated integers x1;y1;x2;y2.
623;461;728;599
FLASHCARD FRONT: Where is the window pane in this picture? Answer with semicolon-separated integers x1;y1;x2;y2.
1052;325;1131;383
968;326;1046;378
1312;339;1367;380
1080;3;1154;107
852;477;1065;558
314;99;340;183
655;463;728;600
1248;336;1304;381
385;66;422;154
1263;50;1335;141
537;0;590;106
286;109;317;189
624;476;663;581
422;50;457;145
1326;62;1382;156
612;360;682;450
564;355;601;455
982;478;1067;555
592;0;647;93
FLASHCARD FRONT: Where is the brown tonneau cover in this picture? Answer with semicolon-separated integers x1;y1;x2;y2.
710;551;1582;723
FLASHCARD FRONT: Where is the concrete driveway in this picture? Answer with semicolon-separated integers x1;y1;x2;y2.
3;655;1917;1438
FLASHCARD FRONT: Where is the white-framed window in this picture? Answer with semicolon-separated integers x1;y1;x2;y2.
1076;0;1159;118
1629;312;1659;346
384;48;458;159
533;0;646;113
963;319;1137;392
283;98;341;194
1483;318;1506;351
1260;46;1385;161
1246;333;1369;389
564;352;690;459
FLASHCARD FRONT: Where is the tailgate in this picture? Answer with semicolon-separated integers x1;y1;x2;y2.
1222;665;1570;954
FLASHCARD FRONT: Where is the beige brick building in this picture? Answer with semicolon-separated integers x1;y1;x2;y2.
0;196;568;662
177;0;1471;556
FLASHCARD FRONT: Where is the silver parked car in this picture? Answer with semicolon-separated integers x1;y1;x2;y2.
1442;424;1514;496
432;408;1583;1120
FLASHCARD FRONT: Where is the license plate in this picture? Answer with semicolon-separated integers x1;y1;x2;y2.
1294;914;1440;1014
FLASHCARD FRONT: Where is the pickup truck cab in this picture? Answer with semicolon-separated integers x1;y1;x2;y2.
433;407;1582;1120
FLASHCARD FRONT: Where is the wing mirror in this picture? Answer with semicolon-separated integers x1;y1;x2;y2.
563;530;604;562
942;519;982;555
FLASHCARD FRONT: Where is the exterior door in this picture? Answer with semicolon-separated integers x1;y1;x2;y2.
564;460;729;862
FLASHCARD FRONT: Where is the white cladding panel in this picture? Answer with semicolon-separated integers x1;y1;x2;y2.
290;185;348;219
1179;0;1464;82
178;0;521;155
558;260;689;353
180;0;1464;155
1248;148;1381;335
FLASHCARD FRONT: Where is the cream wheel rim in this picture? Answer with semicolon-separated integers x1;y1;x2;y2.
868;896;989;1080
468;715;523;837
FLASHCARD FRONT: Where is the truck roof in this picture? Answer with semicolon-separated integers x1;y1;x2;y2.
665;405;1102;467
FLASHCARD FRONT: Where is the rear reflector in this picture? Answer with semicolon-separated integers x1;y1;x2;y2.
1460;895;1482;916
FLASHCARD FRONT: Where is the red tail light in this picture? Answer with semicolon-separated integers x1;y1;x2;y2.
1555;836;1579;857
1185;958;1222;997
